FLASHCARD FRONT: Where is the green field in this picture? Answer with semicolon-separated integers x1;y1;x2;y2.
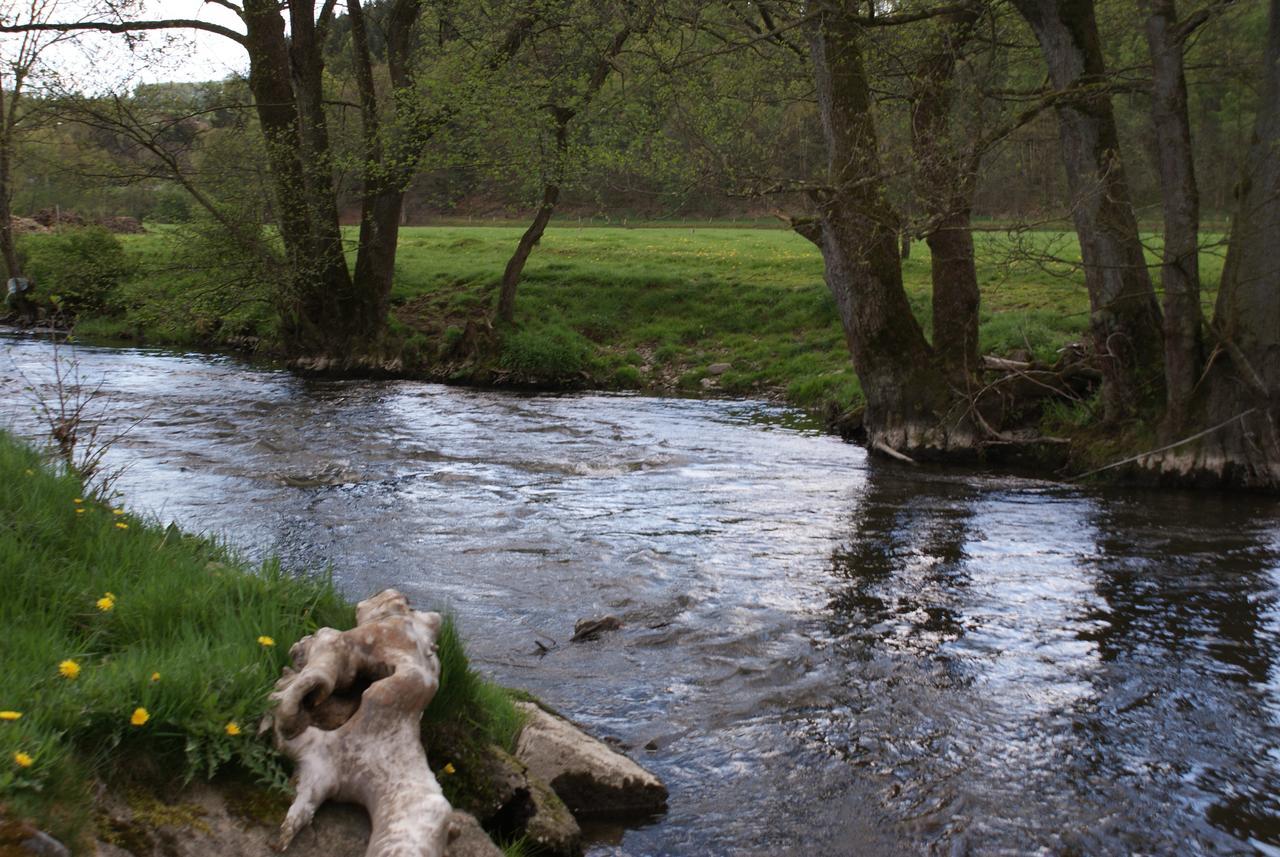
83;225;1229;414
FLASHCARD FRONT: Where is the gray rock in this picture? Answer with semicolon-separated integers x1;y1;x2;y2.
91;784;500;857
571;615;622;642
699;377;716;390
20;829;70;857
706;362;732;375
515;703;668;819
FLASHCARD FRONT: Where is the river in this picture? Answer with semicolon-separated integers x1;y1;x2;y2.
4;332;1280;856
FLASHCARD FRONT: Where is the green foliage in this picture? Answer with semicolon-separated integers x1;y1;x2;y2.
0;430;354;835
612;364;641;388
500;323;593;380
147;190;194;224
18;227;130;316
109;222;276;345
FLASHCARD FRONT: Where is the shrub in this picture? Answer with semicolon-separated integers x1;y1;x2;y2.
612;365;642;388
18;227;130;316
500;325;593;380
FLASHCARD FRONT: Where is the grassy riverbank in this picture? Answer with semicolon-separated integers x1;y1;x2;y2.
72;225;1228;417
0;430;521;851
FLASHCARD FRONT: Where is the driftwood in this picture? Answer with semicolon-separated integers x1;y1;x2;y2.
266;589;454;857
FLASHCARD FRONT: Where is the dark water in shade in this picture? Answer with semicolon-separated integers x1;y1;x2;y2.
4;332;1280;856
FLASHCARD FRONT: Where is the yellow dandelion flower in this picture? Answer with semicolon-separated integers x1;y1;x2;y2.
115;522;128;530
96;595;115;612
112;508;125;515
441;763;456;775
74;497;84;504
58;659;81;680
0;711;21;721
150;672;161;682
75;508;86;515
23;469;33;476
130;707;149;727
257;636;275;648
225;722;241;736
14;751;33;768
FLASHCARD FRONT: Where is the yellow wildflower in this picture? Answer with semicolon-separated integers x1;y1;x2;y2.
112;508;124;515
441;763;456;776
75;508;86;515
13;751;33;768
58;659;81;680
130;708;149;727
0;711;21;721
96;595;115;612
150;672;161;682
115;522;128;530
257;636;275;648
23;469;33;476
74;497;84;504
225;722;241;736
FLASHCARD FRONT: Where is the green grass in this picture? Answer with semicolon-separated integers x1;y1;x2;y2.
0;430;521;848
103;224;1229;416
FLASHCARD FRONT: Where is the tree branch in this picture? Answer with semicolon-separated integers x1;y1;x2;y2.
0;18;246;45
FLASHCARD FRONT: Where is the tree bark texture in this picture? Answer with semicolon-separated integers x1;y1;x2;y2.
804;8;977;456
1143;0;1204;437
348;0;434;338
1150;0;1280;488
1013;0;1165;421
909;7;982;381
0;80;21;281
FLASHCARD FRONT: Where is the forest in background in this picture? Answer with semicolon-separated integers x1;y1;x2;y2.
1;2;1265;227
1;0;1277;489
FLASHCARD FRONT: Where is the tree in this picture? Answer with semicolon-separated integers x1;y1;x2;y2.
494;0;646;324
793;1;980;457
1011;0;1166;422
0;0;528;359
1141;0;1207;437
1154;0;1280;486
0;0;76;283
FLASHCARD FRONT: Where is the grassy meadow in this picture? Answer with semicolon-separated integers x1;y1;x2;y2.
79;224;1231;415
0;430;522;848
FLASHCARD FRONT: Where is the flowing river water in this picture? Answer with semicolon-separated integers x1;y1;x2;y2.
4;332;1280;856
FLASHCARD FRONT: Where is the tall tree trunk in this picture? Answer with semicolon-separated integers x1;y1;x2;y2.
348;0;428;339
496;23;632;324
910;8;981;381
497;113;570;324
242;0;351;356
1155;0;1280;487
0;80;21;281
802;8;976;457
1143;0;1204;438
1013;0;1165;422
498;181;561;324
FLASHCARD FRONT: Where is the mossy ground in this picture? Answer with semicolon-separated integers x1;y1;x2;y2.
87;224;1228;419
0;430;523;851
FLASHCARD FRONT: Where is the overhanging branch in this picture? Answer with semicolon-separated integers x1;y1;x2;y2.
0;18;246;45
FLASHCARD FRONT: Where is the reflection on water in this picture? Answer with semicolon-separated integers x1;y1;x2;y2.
4;332;1280;855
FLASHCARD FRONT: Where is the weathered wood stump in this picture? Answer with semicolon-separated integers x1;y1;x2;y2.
265;589;454;857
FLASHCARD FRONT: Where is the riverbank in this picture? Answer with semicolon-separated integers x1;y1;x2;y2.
0;430;625;855
36;223;1236;483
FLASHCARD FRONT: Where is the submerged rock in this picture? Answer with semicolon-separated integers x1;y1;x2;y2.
514;703;668;819
570;615;622;642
